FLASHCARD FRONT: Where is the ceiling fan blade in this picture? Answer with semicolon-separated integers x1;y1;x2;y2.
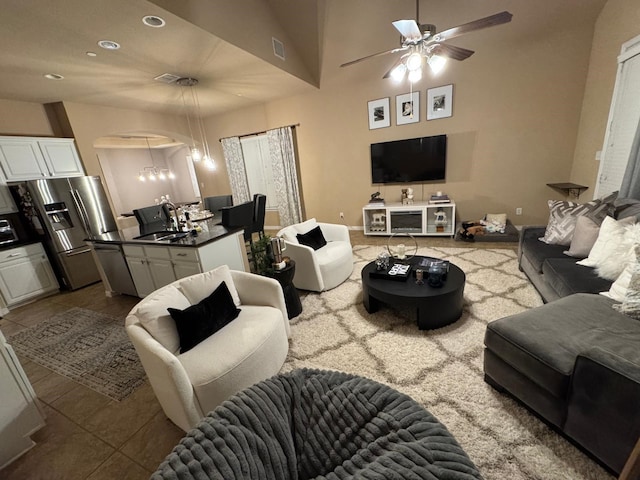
435;11;513;42
392;19;423;42
430;43;475;61
340;47;408;68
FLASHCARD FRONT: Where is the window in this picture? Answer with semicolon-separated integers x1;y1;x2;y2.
595;35;640;198
240;135;277;209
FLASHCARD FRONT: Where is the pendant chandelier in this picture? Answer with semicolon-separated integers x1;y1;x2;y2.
137;137;176;182
177;77;216;171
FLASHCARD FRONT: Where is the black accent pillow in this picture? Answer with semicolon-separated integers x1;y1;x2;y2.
296;225;327;250
167;281;241;353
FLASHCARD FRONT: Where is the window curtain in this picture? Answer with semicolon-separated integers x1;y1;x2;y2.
220;136;250;204
619;116;640;200
267;127;303;225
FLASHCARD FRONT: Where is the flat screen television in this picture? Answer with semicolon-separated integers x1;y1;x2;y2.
370;135;447;184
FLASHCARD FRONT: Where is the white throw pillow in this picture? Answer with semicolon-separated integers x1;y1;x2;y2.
133;285;190;353
177;264;241;306
613;244;640;320
595;222;640;280
577;216;635;272
601;249;636;302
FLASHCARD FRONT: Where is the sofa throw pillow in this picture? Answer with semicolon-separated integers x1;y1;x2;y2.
613;245;640;320
601;254;635;302
540;198;611;246
563;215;600;258
596;222;640;280
297;225;327;250
577;216;635;270
168;281;241;353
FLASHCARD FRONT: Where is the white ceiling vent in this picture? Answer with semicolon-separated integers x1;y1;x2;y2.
153;73;181;84
272;37;285;61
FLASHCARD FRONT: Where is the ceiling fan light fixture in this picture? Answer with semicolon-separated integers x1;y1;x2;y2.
406;52;423;71
408;68;422;83
390;63;407;81
428;54;447;74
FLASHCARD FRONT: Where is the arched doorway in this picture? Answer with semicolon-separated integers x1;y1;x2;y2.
93;130;204;224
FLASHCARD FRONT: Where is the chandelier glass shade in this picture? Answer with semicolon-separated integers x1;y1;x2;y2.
137;166;175;182
137;137;176;182
178;77;216;171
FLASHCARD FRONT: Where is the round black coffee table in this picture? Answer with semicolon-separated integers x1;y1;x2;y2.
361;256;465;330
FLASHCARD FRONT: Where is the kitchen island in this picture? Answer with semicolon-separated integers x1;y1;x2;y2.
89;220;249;298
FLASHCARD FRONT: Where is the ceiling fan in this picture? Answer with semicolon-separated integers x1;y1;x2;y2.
340;1;513;82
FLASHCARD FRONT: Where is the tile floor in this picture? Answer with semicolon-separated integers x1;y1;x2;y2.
0;231;517;479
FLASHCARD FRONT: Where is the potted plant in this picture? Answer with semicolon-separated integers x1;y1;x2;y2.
250;235;275;276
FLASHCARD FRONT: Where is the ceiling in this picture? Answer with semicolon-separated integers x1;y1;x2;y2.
0;0;609;119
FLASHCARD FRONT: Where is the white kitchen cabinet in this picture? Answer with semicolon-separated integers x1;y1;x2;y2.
123;244;202;297
122;234;246;298
0;243;59;307
125;256;156;298
0;136;84;181
172;260;201;280
147;259;177;290
0;330;46;469
38;138;84;177
0;168;16;214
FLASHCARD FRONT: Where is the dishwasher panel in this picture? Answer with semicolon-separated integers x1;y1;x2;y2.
93;244;137;296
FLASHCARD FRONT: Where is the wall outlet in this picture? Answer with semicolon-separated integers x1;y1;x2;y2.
339;212;345;219
516;207;523;215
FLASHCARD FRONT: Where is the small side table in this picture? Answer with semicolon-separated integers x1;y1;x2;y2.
271;260;302;319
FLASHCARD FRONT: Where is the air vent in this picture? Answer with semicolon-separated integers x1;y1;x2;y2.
272;37;285;60
154;73;181;84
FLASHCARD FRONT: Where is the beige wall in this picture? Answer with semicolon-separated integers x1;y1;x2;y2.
570;0;640;195
0;99;53;136
202;8;598;227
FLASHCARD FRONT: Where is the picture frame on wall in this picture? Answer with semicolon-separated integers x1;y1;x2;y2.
367;97;391;129
427;84;453;120
395;92;420;125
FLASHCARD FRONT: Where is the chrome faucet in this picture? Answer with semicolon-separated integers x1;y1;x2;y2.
162;202;181;231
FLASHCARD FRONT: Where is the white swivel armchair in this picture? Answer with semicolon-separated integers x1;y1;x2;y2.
277;218;353;292
125;265;290;432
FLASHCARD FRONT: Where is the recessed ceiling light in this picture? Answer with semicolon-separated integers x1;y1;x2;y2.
97;40;120;50
44;73;64;80
142;15;166;28
86;51;97;57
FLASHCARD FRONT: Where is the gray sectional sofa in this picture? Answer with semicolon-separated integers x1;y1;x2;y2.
484;200;640;475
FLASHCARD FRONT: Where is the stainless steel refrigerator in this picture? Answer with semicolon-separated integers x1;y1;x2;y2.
12;176;117;290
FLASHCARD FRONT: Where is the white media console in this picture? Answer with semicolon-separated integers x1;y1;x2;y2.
362;201;456;237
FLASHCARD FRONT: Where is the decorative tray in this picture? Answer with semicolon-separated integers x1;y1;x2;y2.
369;262;412;282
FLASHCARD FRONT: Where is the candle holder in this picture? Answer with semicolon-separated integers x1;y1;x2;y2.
387;233;417;262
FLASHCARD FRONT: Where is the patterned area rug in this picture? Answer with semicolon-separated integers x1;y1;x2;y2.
283;245;615;480
8;307;146;401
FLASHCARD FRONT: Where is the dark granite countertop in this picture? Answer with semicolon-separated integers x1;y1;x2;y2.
89;219;243;249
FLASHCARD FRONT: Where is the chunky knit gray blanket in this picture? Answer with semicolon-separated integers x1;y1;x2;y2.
152;368;482;479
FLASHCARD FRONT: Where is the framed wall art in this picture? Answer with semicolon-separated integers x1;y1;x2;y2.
367;97;391;129
395;91;420;125
427;84;453;120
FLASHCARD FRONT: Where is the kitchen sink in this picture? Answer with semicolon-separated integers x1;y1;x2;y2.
133;231;188;242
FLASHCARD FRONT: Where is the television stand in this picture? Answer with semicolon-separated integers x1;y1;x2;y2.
362;201;456;237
